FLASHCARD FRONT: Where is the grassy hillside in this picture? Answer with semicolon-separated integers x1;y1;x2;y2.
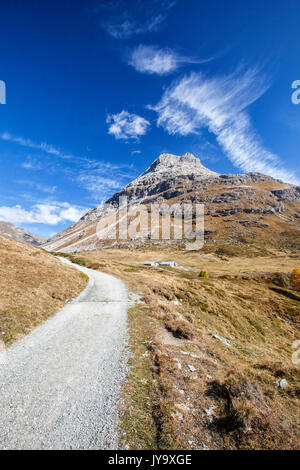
0;236;88;346
62;246;300;450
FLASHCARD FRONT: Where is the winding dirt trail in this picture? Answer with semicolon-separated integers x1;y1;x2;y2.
0;258;129;449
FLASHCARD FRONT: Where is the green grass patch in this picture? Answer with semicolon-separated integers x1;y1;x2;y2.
124;267;141;273
79;272;89;280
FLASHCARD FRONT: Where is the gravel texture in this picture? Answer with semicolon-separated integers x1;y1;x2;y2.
0;258;129;449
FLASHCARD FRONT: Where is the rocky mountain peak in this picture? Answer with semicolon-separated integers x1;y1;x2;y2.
135;152;219;183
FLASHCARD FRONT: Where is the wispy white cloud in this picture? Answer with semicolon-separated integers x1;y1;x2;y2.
105;14;165;39
149;68;300;184
0;132;76;160
15;179;57;194
7;133;117;171
129;45;211;75
0;202;89;226
21;156;44;170
106;110;150;141
2;130;137;202
77;160;136;202
77;174;123;202
100;0;176;39
131;149;142;155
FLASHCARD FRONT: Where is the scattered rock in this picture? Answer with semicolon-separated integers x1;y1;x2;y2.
275;378;289;389
271;187;300;202
175;359;182;370
212;333;233;347
204;405;217;416
128;292;144;304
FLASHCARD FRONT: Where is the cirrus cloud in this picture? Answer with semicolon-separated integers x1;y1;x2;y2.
0;132;75;160
98;0;177;40
149;68;300;184
2;130;137;202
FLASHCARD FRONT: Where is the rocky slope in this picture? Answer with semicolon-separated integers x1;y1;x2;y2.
0;221;44;246
43;152;300;253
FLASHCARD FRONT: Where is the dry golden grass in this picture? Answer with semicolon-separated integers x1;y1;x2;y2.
61;244;300;279
291;268;300;291
61;246;300;450
0;236;88;345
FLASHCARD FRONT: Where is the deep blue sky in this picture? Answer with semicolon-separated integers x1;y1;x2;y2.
0;0;299;237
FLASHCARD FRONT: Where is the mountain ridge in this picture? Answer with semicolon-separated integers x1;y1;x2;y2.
43;152;300;253
0;221;45;246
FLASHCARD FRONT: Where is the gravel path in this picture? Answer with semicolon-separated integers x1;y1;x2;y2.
0;258;129;449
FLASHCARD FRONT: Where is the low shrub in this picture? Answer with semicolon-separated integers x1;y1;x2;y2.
71;257;87;266
291;267;300;291
199;270;209;278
